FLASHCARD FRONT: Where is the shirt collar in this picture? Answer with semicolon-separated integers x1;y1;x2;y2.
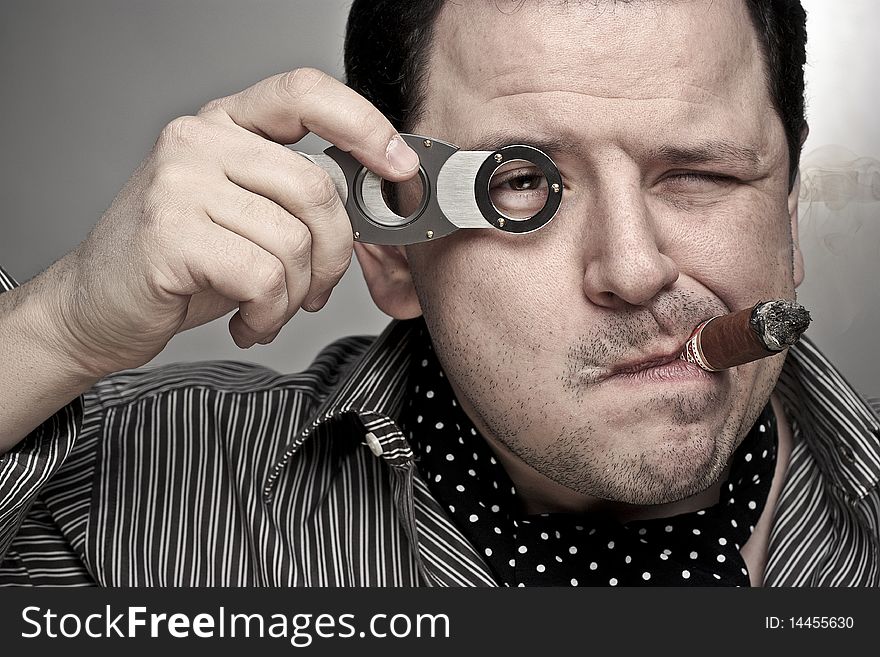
775;336;880;501
263;319;419;501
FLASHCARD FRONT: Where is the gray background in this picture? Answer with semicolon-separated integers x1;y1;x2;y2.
1;0;878;399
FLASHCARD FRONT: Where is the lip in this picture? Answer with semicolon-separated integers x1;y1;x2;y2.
576;341;717;385
607;357;715;384
610;351;685;376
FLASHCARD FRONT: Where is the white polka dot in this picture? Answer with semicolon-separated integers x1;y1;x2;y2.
753;476;761;484
638;528;647;535
692;528;701;535
426;390;435;399
554;531;561;539
690;551;698;559
469;514;478;522
762;449;768;458
575;525;584;531
718;537;727;546
745;453;753;462
536;564;546;573
421;359;428;367
741;567;748;576
759;424;766;432
445;453;454;461
485;548;492;557
748;500;757;510
717;554;726;563
458;437;464;444
664;525;673;533
696;510;706;516
713;574;721;580
491;505;500;513
555;556;563;563
660;553;668;561
509;559;516;567
607;541;615;549
517;583;525;587
451;399;457;407
570;578;578;586
518;545;528;554
489;457;497;465
625;555;632;564
434;474;441;482
455;484;465;492
589;562;598;570
448;505;455;512
416;415;423;423
569;546;578;555
467;469;476;477
731;519;738;528
682;570;690;579
540;532;549;540
425;445;432;453
663;549;672;556
494;527;502;534
642;572;651;581
435;422;444;430
470;428;477;436
609;578;618;586
472;453;479;460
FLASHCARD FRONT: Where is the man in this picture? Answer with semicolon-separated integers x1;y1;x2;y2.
1;0;878;586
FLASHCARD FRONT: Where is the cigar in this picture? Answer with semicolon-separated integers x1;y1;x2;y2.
679;299;812;372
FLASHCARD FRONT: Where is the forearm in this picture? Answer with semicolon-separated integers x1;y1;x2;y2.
0;259;100;454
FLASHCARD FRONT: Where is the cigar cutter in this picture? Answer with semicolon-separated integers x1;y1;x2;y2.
294;133;563;245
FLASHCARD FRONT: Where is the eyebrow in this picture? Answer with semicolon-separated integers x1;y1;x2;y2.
651;142;763;168
467;133;579;157
467;133;762;169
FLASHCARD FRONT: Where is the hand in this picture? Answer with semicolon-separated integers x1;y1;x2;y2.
47;68;420;377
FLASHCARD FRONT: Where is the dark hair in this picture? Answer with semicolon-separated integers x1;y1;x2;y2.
344;0;807;188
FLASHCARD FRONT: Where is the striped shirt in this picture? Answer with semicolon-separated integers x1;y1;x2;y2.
1;265;879;586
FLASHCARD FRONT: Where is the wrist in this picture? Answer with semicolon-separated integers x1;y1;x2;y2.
23;255;108;383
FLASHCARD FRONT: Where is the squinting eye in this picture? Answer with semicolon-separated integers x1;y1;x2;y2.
489;163;549;219
666;172;734;187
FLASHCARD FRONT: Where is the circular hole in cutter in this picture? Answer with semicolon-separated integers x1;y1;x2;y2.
356;166;430;228
475;145;563;234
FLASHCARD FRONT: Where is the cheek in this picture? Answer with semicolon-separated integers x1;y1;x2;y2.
660;198;795;307
408;231;576;359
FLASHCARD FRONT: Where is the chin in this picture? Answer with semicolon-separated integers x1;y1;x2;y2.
532;418;736;506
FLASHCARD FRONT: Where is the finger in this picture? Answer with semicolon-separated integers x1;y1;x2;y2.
202;182;320;313
203;134;353;307
198;68;420;180
168;223;292;347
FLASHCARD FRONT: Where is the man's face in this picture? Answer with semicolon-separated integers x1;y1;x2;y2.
402;0;799;505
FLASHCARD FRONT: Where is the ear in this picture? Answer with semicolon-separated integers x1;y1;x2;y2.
788;125;809;288
788;169;805;288
354;243;423;319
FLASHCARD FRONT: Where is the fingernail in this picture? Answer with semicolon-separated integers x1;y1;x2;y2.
386;136;420;173
303;289;332;313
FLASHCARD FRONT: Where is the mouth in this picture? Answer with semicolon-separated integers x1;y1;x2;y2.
576;343;717;386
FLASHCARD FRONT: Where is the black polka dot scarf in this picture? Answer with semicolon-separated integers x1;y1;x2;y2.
399;324;778;587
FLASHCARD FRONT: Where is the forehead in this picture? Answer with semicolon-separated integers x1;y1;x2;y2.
419;0;771;146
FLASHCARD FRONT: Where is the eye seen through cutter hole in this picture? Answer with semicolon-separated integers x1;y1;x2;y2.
488;159;550;220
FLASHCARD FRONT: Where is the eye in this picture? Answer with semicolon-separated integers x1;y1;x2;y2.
663;171;735;189
489;163;549;219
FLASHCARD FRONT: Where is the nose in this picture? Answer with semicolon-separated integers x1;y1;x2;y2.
581;178;679;309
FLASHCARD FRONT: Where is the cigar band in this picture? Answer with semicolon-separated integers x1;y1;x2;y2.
681;316;723;372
